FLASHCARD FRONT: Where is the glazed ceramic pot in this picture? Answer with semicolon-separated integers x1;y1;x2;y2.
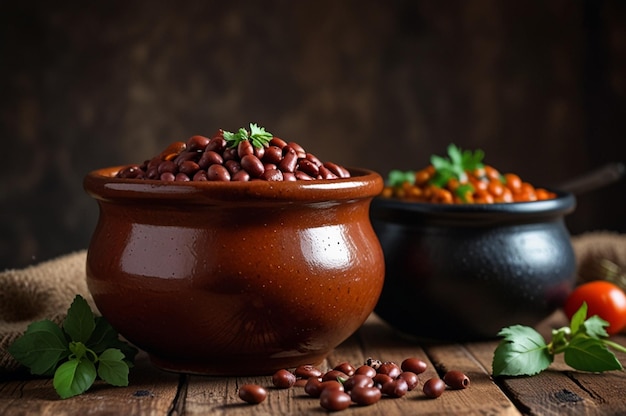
370;191;577;342
84;166;384;375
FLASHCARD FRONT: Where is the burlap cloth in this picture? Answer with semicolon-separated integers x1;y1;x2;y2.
1;232;625;376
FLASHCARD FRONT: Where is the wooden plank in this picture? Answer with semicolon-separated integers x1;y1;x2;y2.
0;352;179;416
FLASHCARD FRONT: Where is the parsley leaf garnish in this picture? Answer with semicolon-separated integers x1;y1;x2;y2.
430;144;485;189
492;303;626;377
223;123;273;149
8;295;137;399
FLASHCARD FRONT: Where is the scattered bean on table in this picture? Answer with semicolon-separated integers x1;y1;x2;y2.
237;357;470;411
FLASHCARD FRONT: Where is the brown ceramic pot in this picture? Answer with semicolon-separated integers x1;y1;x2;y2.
84;166;384;375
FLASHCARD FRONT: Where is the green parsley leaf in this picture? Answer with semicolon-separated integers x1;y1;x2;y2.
387;169;415;188
97;348;130;387
53;357;97;399
564;335;623;372
223;123;273;149
63;295;95;344
8;320;69;376
492;325;552;376
428;144;484;190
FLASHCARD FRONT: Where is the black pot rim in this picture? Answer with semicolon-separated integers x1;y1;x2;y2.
370;189;576;224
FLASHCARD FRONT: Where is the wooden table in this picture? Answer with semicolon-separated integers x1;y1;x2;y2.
1;312;625;415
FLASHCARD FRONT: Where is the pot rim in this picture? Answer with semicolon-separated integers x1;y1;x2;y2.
370;190;576;224
84;166;384;203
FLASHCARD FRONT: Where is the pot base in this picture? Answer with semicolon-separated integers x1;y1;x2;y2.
147;352;328;376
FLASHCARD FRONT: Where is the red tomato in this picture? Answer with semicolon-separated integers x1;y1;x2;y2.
563;281;626;335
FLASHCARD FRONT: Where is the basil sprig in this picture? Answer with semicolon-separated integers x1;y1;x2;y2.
492;303;626;377
8;295;137;399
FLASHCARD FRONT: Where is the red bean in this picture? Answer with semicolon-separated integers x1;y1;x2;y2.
305;152;322;167
283;172;296;181
238;384;267;404
179;160;200;176
186;135;210;151
318;165;338;180
294;170;314;181
354;365;377;378
224;159;241;174
377;362;401;379
269;137;287;148
262;145;283;164
205;136;226;152
198;150;223;169
423;378;446;398
272;369;296;389
304;377;323;397
159;141;186;160
207;164;230;181
261;169;283;181
381;378;408;398
237;140;254;158
319;389;351;412
160;172;175;181
401;357;428;374
192;170;208;181
295;364;322;379
333;362;356;377
398;371;419;391
319;380;344;393
350;386;381;406
231;170;250;182
322;369;348;382
324;161;350;178
253;145;265;159
158;160;177;174
298;158;320;177
278;147;298;173
241;154;264;177
372;373;392;386
443;370;470;389
342;374;374;391
174;172;190;182
287;141;306;158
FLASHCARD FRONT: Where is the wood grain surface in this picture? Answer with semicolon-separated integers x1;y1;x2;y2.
2;312;626;415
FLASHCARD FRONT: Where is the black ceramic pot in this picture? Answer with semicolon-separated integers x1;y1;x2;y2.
370;191;577;342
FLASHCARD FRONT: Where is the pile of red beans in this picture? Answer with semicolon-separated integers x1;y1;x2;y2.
115;131;351;182
237;357;470;411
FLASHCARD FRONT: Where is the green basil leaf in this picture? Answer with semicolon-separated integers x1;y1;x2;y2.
564;335;623;372
570;302;587;334
87;317;120;354
583;316;610;339
53;357;97;399
97;348;130;387
492;325;552;376
63;295;95;343
8;320;69;376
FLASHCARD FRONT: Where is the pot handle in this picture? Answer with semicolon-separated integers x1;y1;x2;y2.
556;162;625;195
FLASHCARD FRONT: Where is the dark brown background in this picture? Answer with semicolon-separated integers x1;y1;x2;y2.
1;0;625;270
